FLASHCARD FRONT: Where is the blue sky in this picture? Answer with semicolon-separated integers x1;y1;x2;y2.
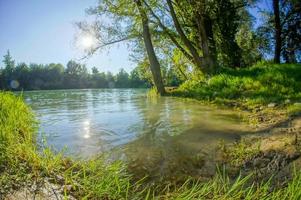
0;0;133;74
0;0;270;74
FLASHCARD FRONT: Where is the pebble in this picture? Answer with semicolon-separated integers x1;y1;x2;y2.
55;175;64;182
268;103;277;108
64;185;73;192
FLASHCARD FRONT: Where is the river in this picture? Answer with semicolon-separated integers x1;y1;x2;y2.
22;89;251;180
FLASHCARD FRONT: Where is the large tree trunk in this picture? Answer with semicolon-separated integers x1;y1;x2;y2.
135;0;165;95
196;14;217;73
273;0;281;63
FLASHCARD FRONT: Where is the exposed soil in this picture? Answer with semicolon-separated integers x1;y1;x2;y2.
220;115;301;187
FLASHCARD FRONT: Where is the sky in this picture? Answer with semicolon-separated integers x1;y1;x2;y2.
0;0;133;74
0;0;270;74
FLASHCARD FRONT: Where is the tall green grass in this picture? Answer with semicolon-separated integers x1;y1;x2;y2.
1;91;301;199
0;92;134;199
172;64;301;108
158;169;301;200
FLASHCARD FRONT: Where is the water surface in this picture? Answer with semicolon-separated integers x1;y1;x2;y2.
22;89;251;180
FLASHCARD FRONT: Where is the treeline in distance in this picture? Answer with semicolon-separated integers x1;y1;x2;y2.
0;51;154;90
0;51;183;90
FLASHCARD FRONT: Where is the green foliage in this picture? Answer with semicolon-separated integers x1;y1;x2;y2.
236;24;263;66
129;67;151;88
214;0;242;67
173;64;301;107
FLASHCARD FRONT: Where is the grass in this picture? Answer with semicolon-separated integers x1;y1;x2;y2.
218;139;261;167
0;92;134;199
159;169;301;200
1;91;301;199
287;103;301;116
171;64;301;110
147;87;160;98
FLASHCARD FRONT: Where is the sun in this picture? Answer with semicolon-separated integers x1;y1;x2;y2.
76;32;97;51
80;35;95;49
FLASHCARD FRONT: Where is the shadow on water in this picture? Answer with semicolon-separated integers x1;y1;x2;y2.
21;89;253;183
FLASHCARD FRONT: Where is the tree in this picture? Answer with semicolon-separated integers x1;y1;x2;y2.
2;50;15;89
258;0;301;63
281;0;301;63
141;0;256;70
116;68;130;88
129;67;150;88
44;63;64;88
92;67;99;74
143;0;217;72
235;10;263;66
78;0;166;95
214;0;244;67
273;0;281;63
95;72;108;88
64;60;88;88
14;62;30;89
134;0;165;94
106;72;115;88
3;50;15;71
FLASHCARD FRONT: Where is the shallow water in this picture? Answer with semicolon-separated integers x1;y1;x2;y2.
22;89;251;179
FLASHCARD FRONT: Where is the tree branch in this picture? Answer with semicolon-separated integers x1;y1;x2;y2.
80;34;139;60
166;0;204;69
142;0;194;62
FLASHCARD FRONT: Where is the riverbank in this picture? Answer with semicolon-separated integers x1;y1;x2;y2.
1;62;301;199
0;92;134;199
168;63;301;194
169;64;301;132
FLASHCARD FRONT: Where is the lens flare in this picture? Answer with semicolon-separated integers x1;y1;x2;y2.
10;80;20;89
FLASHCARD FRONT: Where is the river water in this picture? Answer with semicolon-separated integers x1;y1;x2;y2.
22;89;251;180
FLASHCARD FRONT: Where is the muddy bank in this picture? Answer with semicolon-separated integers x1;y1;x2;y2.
219;116;301;187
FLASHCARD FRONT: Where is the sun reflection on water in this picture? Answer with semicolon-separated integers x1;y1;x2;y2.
83;120;91;139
